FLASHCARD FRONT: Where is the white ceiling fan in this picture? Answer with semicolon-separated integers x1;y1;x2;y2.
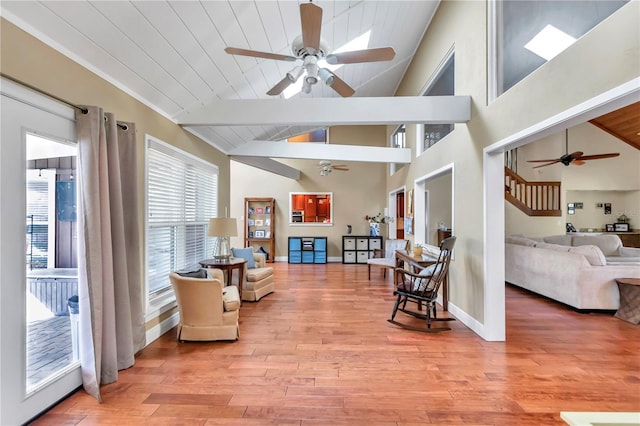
318;160;349;176
224;2;395;97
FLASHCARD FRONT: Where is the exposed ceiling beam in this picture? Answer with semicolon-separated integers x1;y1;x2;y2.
231;156;301;180
229;141;412;163
175;96;471;126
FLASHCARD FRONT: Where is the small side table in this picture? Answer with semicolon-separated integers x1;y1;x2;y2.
199;257;247;305
614;278;640;324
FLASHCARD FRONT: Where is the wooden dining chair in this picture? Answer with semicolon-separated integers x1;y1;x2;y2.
367;239;409;279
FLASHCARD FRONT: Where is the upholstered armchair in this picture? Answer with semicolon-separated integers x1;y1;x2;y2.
169;268;240;341
230;249;275;302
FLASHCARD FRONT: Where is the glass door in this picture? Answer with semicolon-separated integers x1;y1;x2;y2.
1;79;82;425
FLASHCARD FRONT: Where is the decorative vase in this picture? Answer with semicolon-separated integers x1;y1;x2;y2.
412;246;423;257
369;223;380;236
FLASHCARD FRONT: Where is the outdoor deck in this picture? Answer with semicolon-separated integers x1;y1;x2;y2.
26;267;77;387
27;311;75;387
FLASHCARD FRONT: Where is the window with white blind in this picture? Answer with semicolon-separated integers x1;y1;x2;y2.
146;135;218;299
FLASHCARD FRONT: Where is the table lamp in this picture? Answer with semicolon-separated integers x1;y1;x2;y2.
208;217;238;262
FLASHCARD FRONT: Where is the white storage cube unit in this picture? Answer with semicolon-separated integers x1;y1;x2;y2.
342;235;383;264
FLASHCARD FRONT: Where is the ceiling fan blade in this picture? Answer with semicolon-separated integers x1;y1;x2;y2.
327;74;355;97
577;153;620;161
300;3;322;54
573;160;585;166
225;47;297;62
532;160;561;169
527;159;560;163
332;166;349;171
326;47;396;64
266;76;294;96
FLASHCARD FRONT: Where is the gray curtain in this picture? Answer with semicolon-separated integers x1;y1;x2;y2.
75;106;145;401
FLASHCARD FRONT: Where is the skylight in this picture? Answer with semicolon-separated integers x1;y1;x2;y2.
283;31;371;99
524;24;576;61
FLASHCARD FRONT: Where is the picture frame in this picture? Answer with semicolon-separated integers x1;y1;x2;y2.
614;223;630;232
248;231;254;238
265;231;270;238
255;230;265;238
605;224;615;232
248;207;254;214
265;206;271;214
255;219;264;226
265;218;271;226
255;207;264;214
248;218;254;226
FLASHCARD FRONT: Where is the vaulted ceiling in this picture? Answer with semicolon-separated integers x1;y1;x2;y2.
589;101;640;151
1;1;441;159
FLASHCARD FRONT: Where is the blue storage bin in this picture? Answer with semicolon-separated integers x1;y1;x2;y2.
289;238;301;250
314;253;327;263
289;252;302;263
314;238;326;251
302;251;314;263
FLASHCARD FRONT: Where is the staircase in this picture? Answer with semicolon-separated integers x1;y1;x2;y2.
505;167;561;216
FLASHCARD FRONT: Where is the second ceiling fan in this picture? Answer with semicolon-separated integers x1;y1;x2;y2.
318;160;349;176
527;129;620;169
224;2;395;97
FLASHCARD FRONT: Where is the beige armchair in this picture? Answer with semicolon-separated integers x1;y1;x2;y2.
169;268;240;341
230;251;275;302
367;239;409;279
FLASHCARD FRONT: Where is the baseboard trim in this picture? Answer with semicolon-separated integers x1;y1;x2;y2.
145;311;179;345
445;300;489;339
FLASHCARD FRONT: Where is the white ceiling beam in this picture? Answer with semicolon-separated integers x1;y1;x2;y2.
231;156;301;180
175;96;471;126
229;141;412;163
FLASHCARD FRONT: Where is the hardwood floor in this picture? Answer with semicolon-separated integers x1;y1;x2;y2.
32;263;640;425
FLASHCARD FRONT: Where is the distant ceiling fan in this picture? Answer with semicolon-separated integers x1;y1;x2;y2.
224;2;395;97
527;129;620;169
318;160;349;176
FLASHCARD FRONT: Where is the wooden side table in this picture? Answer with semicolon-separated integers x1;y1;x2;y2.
614;278;640;324
199;257;247;305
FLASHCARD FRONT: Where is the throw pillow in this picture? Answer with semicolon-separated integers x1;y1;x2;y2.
543;235;573;246
534;242;570;252
175;268;208;278
572;235;621;256
569;245;607;266
232;247;256;269
505;236;537;246
413;263;443;292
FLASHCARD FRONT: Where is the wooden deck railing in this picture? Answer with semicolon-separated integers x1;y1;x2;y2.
504;167;561;216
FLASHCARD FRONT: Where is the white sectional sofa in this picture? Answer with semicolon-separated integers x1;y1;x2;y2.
505;234;640;310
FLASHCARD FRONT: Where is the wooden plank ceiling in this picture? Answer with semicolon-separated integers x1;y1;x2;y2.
589;101;640;151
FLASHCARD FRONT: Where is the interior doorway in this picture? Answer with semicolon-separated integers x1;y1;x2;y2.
387;186;406;240
396;192;405;239
483;79;639;342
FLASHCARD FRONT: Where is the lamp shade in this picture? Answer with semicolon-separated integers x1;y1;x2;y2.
208;217;238;237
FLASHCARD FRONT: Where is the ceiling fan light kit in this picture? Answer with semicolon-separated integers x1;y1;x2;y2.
224;2;395;98
318;160;349;176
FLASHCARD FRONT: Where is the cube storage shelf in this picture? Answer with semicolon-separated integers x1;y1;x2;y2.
342;235;382;264
288;237;327;264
